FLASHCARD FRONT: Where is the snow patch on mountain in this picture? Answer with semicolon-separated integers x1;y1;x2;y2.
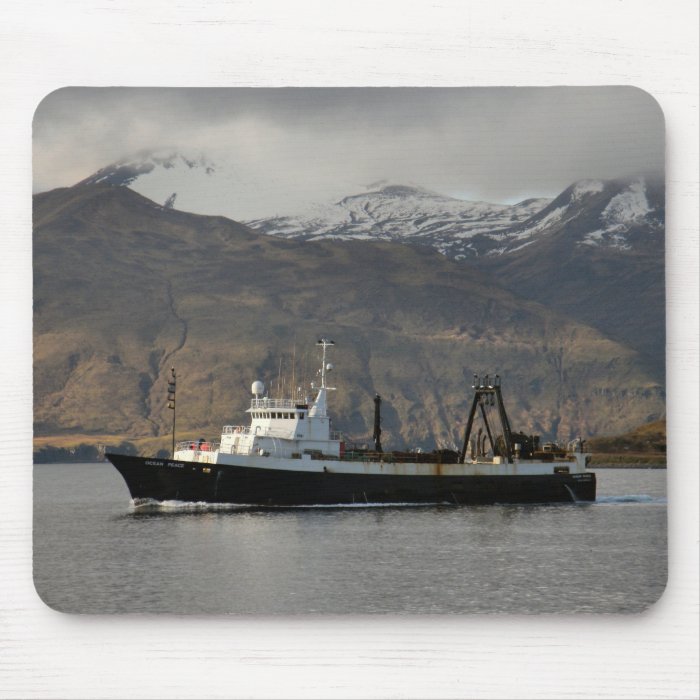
246;184;552;259
485;205;569;245
580;179;655;250
601;179;652;225
580;228;632;251
248;176;662;259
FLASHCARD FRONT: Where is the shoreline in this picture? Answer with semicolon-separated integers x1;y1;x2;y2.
589;463;666;469
588;454;666;468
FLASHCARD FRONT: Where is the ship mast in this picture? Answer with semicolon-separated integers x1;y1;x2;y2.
309;338;335;419
317;338;335;388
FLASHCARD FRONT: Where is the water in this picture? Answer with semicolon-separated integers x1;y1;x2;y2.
33;463;667;614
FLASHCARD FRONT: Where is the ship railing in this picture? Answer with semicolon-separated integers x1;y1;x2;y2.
250;398;305;409
175;440;220;452
222;425;344;441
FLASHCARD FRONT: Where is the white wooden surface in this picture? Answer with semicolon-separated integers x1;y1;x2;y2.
2;1;698;697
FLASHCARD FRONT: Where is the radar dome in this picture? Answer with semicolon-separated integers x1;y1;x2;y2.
251;380;265;396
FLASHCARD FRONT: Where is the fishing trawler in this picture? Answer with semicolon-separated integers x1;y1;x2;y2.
106;339;596;506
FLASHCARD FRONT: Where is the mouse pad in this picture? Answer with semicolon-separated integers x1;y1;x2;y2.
32;86;667;614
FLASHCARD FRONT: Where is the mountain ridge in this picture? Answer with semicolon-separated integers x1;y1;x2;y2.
245;183;552;257
61;154;667;381
33;183;665;454
71;149;662;258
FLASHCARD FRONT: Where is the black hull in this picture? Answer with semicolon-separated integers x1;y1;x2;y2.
106;454;596;506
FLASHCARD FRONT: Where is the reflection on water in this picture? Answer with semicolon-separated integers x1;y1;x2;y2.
34;463;667;615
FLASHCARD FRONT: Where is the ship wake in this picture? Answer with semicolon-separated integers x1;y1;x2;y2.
593;495;666;505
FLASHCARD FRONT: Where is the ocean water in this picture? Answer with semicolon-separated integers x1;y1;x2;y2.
33;463;667;614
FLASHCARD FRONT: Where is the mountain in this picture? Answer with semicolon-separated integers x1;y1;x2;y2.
244;174;663;260
32;184;665;455
250;175;666;380
244;176;663;261
77;153;661;262
76;149;240;220
473;175;665;378
473;176;664;256
246;184;551;257
73;155;666;381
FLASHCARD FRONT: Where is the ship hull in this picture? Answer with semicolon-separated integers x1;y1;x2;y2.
106;454;596;506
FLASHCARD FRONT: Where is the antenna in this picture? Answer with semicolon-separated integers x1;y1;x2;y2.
316;338;335;389
291;338;297;401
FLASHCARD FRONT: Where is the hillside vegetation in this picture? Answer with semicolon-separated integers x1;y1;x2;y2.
586;419;666;465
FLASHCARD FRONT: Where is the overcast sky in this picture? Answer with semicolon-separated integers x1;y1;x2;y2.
33;87;664;217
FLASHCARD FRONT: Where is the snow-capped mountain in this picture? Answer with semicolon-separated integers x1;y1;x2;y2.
482;175;665;257
248;177;664;259
474;174;665;380
245;185;551;258
76;150;663;262
245;174;665;377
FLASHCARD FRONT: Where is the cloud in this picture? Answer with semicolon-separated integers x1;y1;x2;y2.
33;87;664;212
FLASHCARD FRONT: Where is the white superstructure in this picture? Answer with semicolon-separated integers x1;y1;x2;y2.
175;339;343;463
